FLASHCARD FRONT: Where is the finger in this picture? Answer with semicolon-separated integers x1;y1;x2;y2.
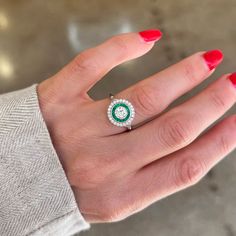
126;115;236;216
116;73;236;170
96;50;223;135
74;115;236;222
51;30;162;98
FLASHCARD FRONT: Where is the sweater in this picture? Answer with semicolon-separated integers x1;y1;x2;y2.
0;84;90;235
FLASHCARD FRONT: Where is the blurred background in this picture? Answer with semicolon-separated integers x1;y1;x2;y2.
0;0;236;235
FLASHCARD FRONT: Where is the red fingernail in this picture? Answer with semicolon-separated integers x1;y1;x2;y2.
203;49;224;70
229;72;236;88
139;29;163;43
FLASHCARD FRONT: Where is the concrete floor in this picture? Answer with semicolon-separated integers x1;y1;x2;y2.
0;0;236;235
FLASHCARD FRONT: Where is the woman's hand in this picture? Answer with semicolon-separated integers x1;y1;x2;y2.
37;29;236;223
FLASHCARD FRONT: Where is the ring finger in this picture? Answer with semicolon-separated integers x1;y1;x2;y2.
95;49;223;135
114;73;236;171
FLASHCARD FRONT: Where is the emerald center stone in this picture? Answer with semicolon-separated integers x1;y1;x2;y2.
111;103;130;122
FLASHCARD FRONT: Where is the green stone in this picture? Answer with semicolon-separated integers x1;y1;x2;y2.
111;103;130;123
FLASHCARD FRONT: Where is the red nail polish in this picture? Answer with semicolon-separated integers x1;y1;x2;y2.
203;49;224;70
139;29;162;42
229;72;236;88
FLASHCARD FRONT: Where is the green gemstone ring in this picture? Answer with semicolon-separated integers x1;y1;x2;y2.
107;94;135;130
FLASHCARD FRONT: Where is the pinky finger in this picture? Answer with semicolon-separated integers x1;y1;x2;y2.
129;115;236;214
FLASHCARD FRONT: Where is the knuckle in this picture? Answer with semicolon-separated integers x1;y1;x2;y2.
69;50;100;76
209;90;228;112
182;60;198;83
133;85;160;117
175;158;206;187
218;135;231;155
109;36;129;60
158;113;193;149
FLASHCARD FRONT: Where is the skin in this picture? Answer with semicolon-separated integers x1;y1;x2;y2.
37;32;236;223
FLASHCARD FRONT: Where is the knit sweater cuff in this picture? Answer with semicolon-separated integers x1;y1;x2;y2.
0;84;89;236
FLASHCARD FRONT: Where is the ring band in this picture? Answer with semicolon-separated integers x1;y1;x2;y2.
107;93;135;130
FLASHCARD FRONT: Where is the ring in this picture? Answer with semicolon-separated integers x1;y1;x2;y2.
107;93;135;130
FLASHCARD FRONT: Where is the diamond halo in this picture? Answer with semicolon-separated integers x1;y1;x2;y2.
107;99;135;128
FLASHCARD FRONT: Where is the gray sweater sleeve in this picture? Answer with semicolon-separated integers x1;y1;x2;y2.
0;84;90;236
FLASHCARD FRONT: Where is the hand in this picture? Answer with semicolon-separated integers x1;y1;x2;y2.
37;29;236;223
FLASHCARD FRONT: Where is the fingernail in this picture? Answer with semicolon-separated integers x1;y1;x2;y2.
229;72;236;88
203;49;224;70
139;29;163;43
